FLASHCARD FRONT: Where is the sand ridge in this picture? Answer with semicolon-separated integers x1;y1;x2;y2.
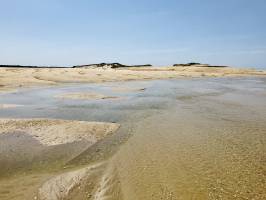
0;118;120;146
38;162;106;200
56;92;121;100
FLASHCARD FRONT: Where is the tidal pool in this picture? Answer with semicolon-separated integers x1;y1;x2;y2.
0;77;265;200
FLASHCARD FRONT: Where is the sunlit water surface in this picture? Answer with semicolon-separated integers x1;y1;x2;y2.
0;77;265;200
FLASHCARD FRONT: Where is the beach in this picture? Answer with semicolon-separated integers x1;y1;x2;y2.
0;67;266;200
1;66;265;93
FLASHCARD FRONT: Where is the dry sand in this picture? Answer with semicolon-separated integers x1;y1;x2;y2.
0;118;120;146
0;104;23;109
0;66;265;92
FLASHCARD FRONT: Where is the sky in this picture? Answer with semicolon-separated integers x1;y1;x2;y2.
0;0;266;68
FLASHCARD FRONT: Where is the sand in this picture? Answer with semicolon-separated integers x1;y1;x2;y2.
111;87;146;93
0;66;265;92
0;104;23;109
38;162;105;200
57;92;120;100
0;119;120;146
0;77;265;200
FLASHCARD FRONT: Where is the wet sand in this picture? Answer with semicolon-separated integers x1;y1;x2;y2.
0;77;266;199
56;92;121;100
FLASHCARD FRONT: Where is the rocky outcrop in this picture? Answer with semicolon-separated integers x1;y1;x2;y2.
72;63;152;69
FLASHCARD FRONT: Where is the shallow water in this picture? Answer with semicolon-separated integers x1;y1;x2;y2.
0;77;266;199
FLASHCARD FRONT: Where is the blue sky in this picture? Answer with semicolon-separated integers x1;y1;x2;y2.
0;0;266;68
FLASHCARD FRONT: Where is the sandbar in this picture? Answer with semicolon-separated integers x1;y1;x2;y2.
0;118;120;146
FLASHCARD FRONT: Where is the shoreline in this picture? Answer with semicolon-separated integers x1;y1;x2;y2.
0;66;265;93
